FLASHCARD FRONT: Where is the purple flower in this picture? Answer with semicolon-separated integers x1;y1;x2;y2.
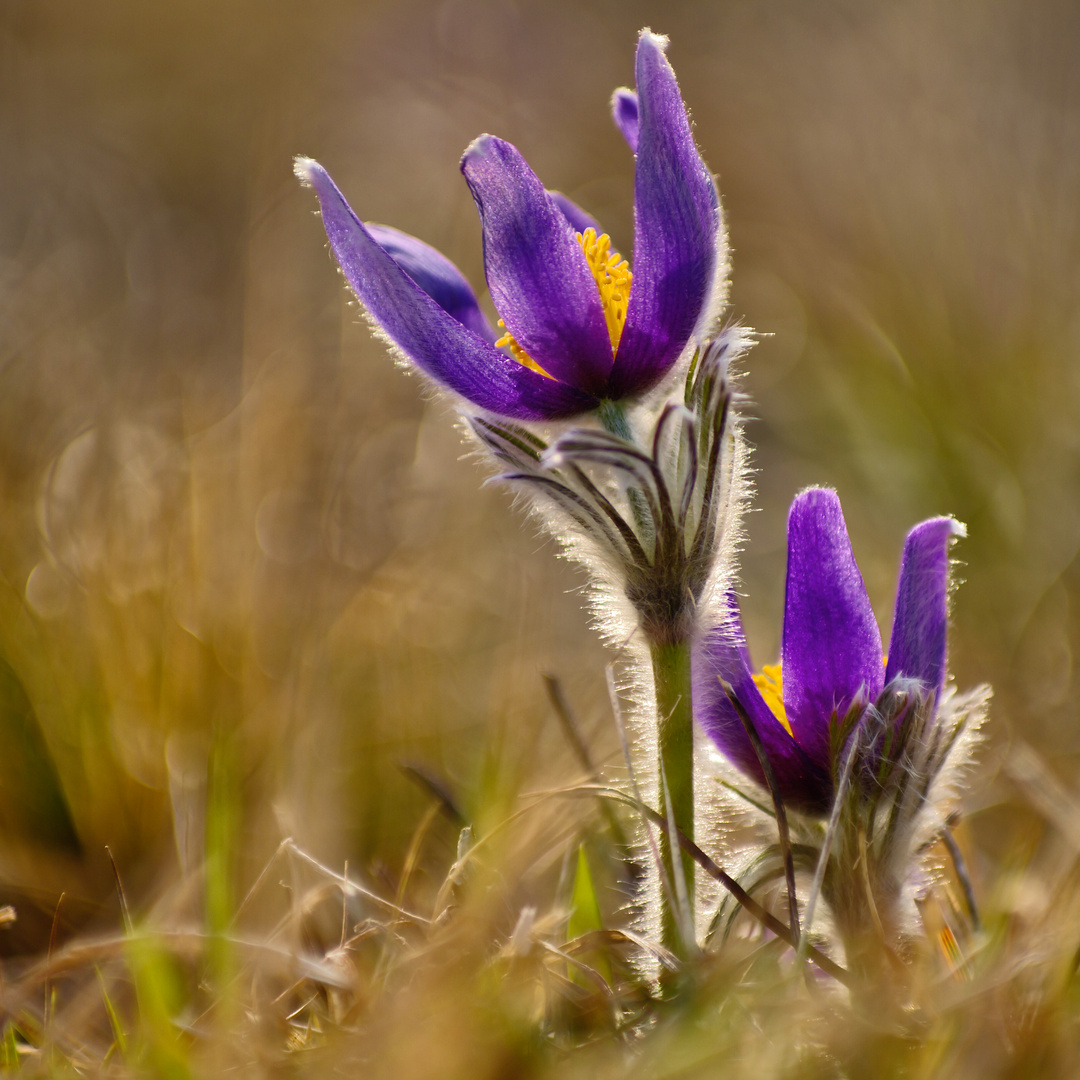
693;488;964;815
295;30;725;421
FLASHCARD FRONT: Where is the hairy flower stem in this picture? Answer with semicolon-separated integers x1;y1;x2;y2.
596;399;653;541
596;399;633;442
592;398;703;968
651;640;695;965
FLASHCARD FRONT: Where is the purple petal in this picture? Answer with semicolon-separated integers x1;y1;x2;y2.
885;517;965;702
366;223;498;344
547;191;603;237
460;135;614;393
296;158;597;420
781;489;883;765
693;599;832;814
608;32;724;399
611;88;640;152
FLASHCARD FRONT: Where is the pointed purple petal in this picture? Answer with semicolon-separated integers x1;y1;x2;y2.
366;223;498;344
782;489;884;765
693;599;832;814
608;32;724;399
460;135;614;393
611;88;640;153
885;517;965;701
547;191;602;237
296;158;597;420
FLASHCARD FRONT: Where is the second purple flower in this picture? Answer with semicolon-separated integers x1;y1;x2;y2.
693;488;964;815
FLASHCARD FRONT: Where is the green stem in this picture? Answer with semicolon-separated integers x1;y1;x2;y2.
596;398;633;441
597;399;695;968
597;399;653;543
651;640;695;964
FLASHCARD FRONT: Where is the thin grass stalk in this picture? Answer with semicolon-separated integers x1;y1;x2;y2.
798;713;865;964
543;674;631;854
723;681;801;947
941;821;981;932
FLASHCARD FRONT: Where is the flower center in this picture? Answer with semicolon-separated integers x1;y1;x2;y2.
752;662;793;738
752;656;890;742
493;229;633;374
577;228;632;350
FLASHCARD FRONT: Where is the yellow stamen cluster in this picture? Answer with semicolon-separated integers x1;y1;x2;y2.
752;662;793;737
493;229;633;373
576;228;632;350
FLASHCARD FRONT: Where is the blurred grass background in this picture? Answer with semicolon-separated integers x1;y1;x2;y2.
0;0;1079;1046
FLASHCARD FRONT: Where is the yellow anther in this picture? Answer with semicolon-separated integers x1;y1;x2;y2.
752;662;793;738
494;321;553;379
576;228;632;350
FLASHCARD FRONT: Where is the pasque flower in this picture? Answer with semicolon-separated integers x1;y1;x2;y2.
696;487;990;979
693;488;966;816
295;30;724;421
297;29;742;966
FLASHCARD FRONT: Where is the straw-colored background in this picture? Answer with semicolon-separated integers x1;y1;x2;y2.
1;0;1077;957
